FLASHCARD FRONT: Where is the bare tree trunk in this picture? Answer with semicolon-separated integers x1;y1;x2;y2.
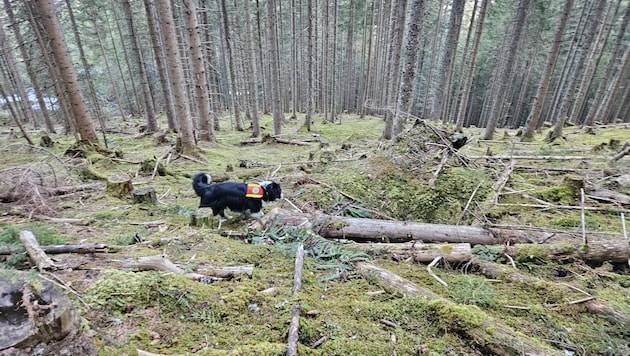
243;0;262;137
303;0;315;131
431;0;464;124
155;0;197;155
585;0;630;126
183;0;214;142
121;0;159;134
521;0;574;140
359;0;375;119
482;0;531;140
219;0;243;131
393;0;426;137
109;0;140;115
267;0;284;135
551;0;607;141
381;0;407;140
0;17;38;130
30;0;99;143
3;0;55;132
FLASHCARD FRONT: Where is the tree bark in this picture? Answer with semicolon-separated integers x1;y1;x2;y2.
257;208;532;245
30;0;99;143
155;0;197;155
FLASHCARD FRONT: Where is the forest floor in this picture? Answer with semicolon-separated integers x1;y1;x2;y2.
1;114;629;355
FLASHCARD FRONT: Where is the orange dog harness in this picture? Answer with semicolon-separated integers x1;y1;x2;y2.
245;183;264;198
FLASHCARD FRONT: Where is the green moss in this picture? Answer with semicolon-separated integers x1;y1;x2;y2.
427;299;484;331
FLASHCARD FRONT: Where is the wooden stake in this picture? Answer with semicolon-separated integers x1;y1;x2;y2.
286;244;304;356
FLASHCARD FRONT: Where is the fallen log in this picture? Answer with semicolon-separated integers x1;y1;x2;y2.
0;243;108;255
115;254;253;281
256;208;586;245
19;230;63;271
354;262;561;355
473;260;629;323
504;239;630;264
347;242;472;263
346;239;629;264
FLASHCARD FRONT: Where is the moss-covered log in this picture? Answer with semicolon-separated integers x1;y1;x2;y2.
504;239;630;264
355;262;561;355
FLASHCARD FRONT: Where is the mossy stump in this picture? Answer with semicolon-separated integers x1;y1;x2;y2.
190;208;217;227
107;173;133;198
132;187;157;204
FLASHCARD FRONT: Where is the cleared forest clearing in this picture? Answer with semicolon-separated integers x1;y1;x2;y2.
1;115;629;355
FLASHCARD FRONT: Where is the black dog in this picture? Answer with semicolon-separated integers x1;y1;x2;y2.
192;173;283;219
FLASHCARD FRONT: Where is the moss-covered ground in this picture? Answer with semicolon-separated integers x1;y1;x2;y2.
1;115;629;355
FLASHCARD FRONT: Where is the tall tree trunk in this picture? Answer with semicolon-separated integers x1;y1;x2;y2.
432;0;465;124
219;0;243;131
183;0;214;142
393;0;426;137
267;0;284;135
521;0;574;140
109;0;140;116
381;0;407;140
570;1;616;126
31;0;99;143
121;0;158;134
304;0;315;132
143;0;177;132
482;0;531;140
551;0;607;141
3;0;55;132
155;0;196;155
0;16;38;130
584;0;630;126
290;0;299;120
359;0;375;119
421;0;445;121
244;0;262;137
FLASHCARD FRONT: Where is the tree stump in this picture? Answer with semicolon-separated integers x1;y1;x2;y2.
40;134;54;148
0;270;81;350
132;187;157;204
106;173;133;197
190;208;218;227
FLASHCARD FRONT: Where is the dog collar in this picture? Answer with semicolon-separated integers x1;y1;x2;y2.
245;183;264;198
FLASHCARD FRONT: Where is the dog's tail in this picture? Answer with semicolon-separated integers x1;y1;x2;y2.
192;173;212;197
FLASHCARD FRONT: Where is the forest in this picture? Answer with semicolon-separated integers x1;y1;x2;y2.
1;0;630;355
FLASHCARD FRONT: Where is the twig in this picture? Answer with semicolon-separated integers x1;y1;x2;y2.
427;256;448;286
458;180;484;223
504;253;516;268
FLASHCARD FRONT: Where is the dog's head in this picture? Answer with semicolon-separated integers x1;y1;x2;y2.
259;181;283;201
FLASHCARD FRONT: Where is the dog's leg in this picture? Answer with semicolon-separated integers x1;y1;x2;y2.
250;211;264;219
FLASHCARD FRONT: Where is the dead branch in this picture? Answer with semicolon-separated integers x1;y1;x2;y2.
19;230;64;271
491;159;516;204
0;243;108;255
468;154;607;161
610;141;630;161
116;254;253;281
428;149;450;187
